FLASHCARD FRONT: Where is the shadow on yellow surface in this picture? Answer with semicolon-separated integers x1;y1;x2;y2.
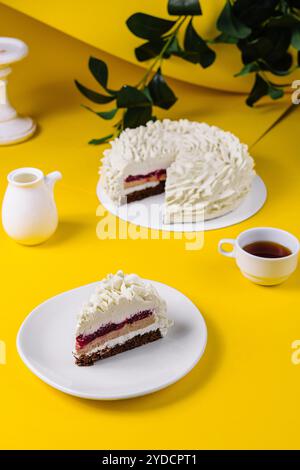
0;2;300;451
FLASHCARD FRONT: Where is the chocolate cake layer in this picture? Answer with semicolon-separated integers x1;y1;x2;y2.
126;181;165;204
75;329;162;366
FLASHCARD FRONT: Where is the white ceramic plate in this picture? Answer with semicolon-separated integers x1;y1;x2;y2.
97;175;267;232
17;280;207;400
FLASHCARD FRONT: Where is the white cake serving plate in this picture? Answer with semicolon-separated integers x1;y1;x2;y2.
97;175;267;232
17;279;207;400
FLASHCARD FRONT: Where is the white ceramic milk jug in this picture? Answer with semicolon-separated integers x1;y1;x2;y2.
2;167;62;245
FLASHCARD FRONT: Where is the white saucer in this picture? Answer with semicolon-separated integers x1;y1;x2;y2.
17;280;207;400
97;175;267;232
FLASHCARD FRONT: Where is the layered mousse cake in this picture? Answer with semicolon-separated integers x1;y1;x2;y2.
101;119;255;222
124;169;166;203
74;270;172;366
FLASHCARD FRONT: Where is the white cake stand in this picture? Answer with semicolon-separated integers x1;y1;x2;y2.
0;38;36;145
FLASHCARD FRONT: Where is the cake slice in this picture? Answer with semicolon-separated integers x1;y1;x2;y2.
101;120;178;205
74;270;172;366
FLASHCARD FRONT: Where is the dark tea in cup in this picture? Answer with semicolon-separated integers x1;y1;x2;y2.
243;241;292;259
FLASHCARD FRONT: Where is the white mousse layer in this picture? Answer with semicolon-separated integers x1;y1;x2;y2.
75;270;171;337
124;181;160;196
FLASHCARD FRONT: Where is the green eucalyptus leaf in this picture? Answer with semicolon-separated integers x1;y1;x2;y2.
217;0;251;39
239;27;292;75
117;85;152;108
260;54;293;76
267;80;290;88
184;19;216;68
97;108;118;120
123;106;153;129
89;57;108;90
235;62;260;77
134;37;180;62
212;32;238;44
89;134;114;145
292;25;300;50
82;105;118;120
126;13;176;40
232;0;279;29
267;14;300;28
266;29;291;60
168;0;202;16
165;36;181;55
239;37;273;65
268;85;284;100
148;68;177;110
261;28;293;74
246;73;284;106
135;39;166;62
75;80;115;104
142;87;153;102
246;73;269;107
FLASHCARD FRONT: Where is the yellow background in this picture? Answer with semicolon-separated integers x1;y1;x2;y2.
0;3;300;450
1;0;299;92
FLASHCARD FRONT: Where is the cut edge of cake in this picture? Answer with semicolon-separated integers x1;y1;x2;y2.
73;270;173;366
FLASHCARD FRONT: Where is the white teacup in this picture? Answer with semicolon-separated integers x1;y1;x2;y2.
218;227;299;286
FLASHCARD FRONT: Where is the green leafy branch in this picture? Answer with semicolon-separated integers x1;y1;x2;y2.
75;0;300;145
75;0;215;145
214;0;300;106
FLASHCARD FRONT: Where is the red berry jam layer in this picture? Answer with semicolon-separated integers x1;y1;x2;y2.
76;310;153;349
125;169;166;183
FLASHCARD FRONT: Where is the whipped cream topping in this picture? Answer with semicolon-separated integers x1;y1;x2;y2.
101;119;255;221
76;270;171;337
164;126;255;222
